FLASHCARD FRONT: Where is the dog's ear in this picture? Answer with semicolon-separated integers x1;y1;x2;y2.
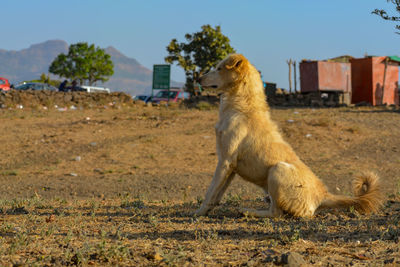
225;55;245;70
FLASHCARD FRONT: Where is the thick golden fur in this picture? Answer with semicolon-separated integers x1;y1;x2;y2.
196;54;383;218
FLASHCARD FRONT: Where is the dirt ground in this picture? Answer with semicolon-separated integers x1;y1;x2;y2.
0;104;399;266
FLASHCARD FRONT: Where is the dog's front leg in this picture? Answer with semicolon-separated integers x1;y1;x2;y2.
195;160;235;216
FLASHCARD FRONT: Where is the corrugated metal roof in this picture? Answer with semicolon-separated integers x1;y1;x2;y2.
388;56;400;63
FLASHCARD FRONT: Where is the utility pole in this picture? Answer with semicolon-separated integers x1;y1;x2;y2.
381;57;389;105
293;60;297;93
287;59;293;93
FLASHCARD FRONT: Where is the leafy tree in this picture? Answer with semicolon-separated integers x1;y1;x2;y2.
165;25;235;92
39;73;49;84
372;0;400;33
25;73;60;87
49;42;114;85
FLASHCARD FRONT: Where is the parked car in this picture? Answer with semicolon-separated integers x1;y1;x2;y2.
14;82;57;91
0;77;11;92
151;89;190;103
134;94;152;103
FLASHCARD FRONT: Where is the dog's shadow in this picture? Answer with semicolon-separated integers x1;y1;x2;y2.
107;201;400;244
120;214;396;244
4;200;398;244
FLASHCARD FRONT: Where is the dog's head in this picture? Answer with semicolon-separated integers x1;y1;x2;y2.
198;54;251;91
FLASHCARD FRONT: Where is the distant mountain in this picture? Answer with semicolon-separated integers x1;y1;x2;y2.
0;40;68;83
102;46;152;95
0;40;182;95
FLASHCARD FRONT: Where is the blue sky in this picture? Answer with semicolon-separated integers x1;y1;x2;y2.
2;0;400;89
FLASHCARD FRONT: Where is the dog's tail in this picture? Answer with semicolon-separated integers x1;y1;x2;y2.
319;172;384;213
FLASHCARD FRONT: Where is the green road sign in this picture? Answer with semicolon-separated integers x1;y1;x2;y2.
152;64;171;89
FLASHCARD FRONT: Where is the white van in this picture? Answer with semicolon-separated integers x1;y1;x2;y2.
79;85;110;93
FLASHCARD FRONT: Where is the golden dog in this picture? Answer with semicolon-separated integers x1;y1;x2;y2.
196;54;383;217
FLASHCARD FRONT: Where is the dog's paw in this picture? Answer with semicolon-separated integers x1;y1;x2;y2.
240;208;273;218
193;209;207;217
193;206;211;217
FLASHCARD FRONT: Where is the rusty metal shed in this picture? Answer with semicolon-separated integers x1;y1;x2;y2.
350;56;399;106
300;60;352;93
300;60;352;105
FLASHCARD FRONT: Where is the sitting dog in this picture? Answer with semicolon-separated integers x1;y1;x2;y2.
196;54;383;217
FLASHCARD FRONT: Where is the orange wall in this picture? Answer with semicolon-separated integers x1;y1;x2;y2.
351;57;399;105
318;62;351;92
300;61;351;93
371;57;399;105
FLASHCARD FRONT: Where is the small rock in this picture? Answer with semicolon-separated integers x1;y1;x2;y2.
90;142;97;147
384;258;394;264
305;134;312;138
280;252;306;267
287;119;294;123
74;156;81;161
146;251;163;261
69;173;78;177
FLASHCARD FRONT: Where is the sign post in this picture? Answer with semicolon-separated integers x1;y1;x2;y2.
152;64;171;101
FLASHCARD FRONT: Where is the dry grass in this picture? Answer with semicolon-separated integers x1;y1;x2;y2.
0;104;399;265
0;196;399;266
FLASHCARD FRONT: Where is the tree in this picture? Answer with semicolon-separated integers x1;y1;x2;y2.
49;42;114;85
165;25;235;93
372;0;400;33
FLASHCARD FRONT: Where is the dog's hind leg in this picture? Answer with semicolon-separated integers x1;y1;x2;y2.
242;162;309;218
195;161;235;216
260;162;317;218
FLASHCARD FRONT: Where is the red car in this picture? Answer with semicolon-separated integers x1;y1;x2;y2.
152;89;190;103
0;77;11;92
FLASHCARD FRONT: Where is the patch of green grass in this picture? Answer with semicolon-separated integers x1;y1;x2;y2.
0;170;18;176
306;117;333;127
224;192;242;207
196;101;215;111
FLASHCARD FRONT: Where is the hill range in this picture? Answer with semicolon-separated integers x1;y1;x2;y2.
0;40;182;95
